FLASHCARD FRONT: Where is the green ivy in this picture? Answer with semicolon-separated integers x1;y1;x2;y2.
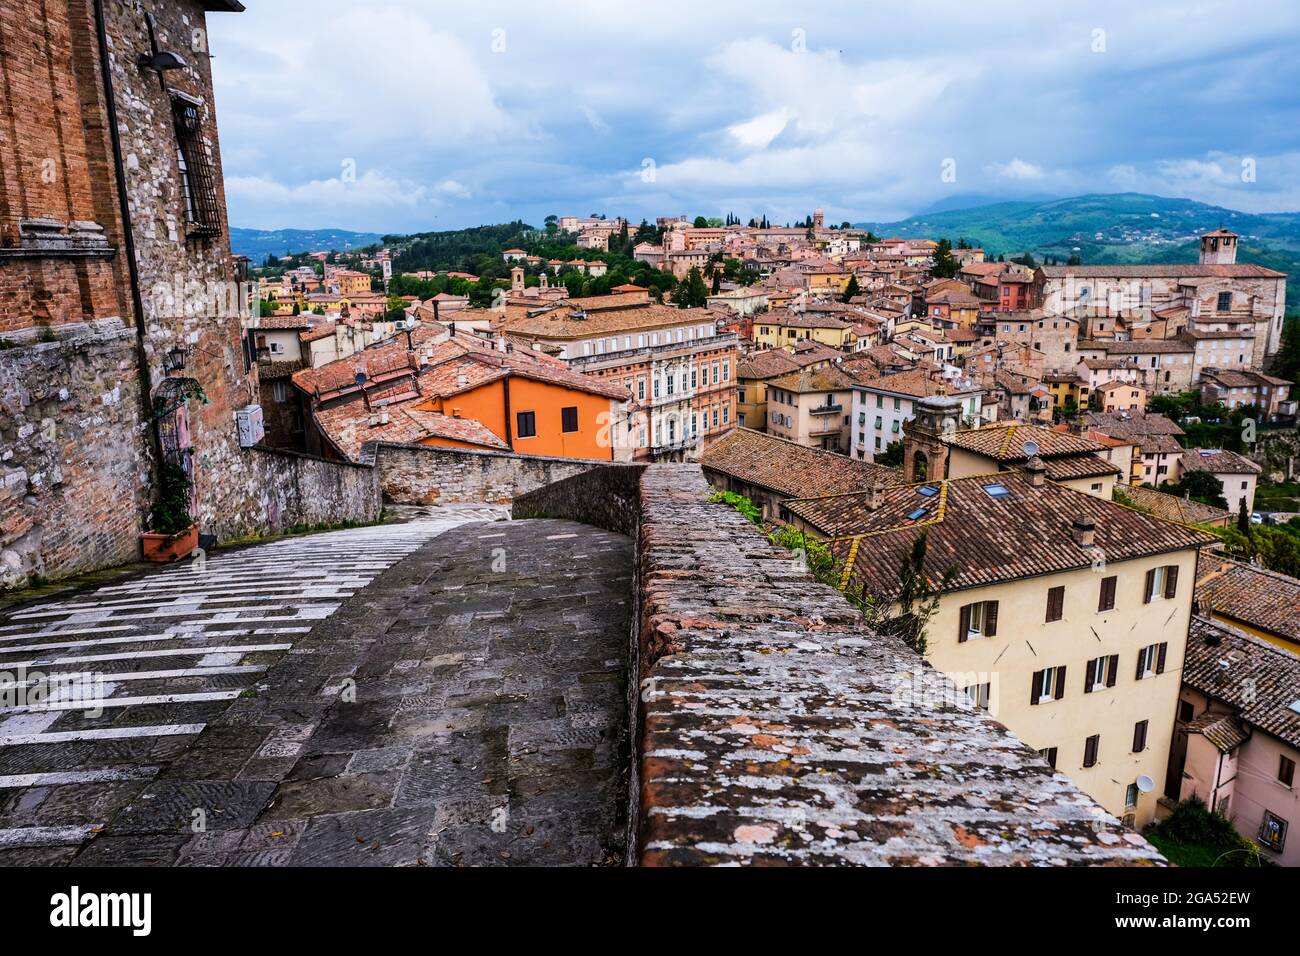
149;462;193;536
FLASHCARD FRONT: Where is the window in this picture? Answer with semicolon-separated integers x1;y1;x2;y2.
1084;655;1118;693
561;406;579;433
1259;812;1288;852
964;682;991;710
1144;565;1179;603
666;374;675;395
1178;700;1195;723
1031;666;1066;705
722;405;729;424
1039;747;1058;769
1217;291;1233;312
1125;784;1139;809
172;95;222;236
1098;575;1117;611
876;395;884;409
638;379;646;401
958;601;998;642
272;380;287;403
516;411;537;438
1083;734;1100;768
1045;585;1065;623
1135;643;1168;679
1280;755;1296;788
1132;719;1149;753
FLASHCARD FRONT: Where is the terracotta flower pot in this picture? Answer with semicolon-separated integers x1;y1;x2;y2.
141;525;199;563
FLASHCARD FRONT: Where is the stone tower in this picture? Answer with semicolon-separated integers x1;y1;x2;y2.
813;207;825;230
511;266;525;294
902;395;964;483
1199;229;1238;266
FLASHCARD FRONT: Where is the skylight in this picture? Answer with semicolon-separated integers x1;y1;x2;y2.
983;483;1011;499
917;485;939;498
1289;700;1300;716
907;507;929;521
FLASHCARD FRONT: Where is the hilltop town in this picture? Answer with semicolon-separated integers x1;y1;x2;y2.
0;0;1298;886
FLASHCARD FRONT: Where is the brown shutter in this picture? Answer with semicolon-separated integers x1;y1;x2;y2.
958;604;971;643
1084;735;1098;768
1156;642;1168;674
1164;565;1179;599
1084;657;1097;693
1143;568;1155;604
1046;586;1064;623
1054;665;1067;700
984;601;998;637
1099;576;1116;612
1106;655;1118;687
1030;670;1043;706
1135;650;1146;681
1133;720;1147;753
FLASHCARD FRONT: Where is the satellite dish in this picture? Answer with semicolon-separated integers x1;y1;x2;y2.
1023;439;1040;458
1135;775;1154;794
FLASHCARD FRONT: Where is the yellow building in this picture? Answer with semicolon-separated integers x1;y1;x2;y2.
753;309;856;350
735;343;841;432
784;467;1214;827
333;270;373;296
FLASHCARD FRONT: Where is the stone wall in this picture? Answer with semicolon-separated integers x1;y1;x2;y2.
372;443;606;506
512;462;1167;866
223;448;381;537
0;320;150;588
511;464;646;534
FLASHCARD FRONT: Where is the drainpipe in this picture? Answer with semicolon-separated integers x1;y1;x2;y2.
93;0;163;482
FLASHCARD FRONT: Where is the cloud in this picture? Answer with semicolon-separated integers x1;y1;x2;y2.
207;0;1300;230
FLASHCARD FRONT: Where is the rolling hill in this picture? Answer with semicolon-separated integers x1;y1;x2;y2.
858;193;1300;309
230;227;385;263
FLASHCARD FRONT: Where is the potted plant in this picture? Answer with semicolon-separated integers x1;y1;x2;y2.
141;462;198;562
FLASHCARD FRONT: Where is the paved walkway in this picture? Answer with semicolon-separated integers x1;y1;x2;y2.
0;511;632;866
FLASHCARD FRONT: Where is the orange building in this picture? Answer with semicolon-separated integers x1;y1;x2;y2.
293;329;630;462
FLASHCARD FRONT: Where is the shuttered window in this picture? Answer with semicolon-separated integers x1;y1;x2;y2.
1083;734;1100;768
1031;666;1066;705
958;601;998;642
1132;719;1149;753
1085;655;1117;693
1046;585;1065;623
1098;575;1117;612
561;406;579;433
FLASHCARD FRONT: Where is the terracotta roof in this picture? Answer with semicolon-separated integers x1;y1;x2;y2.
942;422;1105;462
497;302;719;339
293;330;629;403
300;321;338;342
1197;553;1300;644
766;364;856;394
785;470;1214;597
701;427;902;500
1180;448;1262;476
314;401;507;461
1183;712;1250;753
1084;411;1185;442
1040;453;1123;481
1121;485;1230;526
1183;616;1300;749
853;367;980;399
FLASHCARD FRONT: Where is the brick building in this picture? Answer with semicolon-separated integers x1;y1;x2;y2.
0;1;333;589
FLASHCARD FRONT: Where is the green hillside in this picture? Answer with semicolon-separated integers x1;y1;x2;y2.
860;193;1300;310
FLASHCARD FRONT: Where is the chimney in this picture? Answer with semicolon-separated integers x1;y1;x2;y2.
867;479;886;510
1025;455;1047;487
1071;515;1096;548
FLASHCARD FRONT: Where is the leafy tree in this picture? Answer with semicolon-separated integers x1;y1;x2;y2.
930;238;958;279
676;267;709;309
842;275;861;302
1276;315;1300;383
693;216;709;228
258;297;276;318
877;439;905;467
1160;471;1228;510
1238;498;1251;533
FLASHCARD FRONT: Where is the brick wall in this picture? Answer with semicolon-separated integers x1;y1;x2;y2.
512;462;1168;866
234;448;381;534
371;443;606;505
0;320;149;588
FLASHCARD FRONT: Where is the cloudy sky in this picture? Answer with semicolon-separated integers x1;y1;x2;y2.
207;1;1300;233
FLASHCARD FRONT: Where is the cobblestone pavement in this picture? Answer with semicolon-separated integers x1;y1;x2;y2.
0;512;632;867
0;505;506;864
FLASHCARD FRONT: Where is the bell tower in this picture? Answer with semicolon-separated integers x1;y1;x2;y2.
1199;229;1238;265
902;394;964;482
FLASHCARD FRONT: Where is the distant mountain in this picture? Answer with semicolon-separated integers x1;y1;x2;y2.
230;227;385;263
858;193;1300;310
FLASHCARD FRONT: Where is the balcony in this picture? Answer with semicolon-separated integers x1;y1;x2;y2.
810;403;843;416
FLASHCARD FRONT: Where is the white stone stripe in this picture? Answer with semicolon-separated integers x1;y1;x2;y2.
0;644;293;669
0;634;199;655
1;665;265;687
0;824;100;847
2;691;240;714
9;593;357;618
0;723;205;746
0;767;158;788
